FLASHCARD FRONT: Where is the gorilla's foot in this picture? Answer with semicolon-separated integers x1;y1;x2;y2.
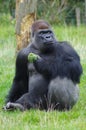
3;102;25;111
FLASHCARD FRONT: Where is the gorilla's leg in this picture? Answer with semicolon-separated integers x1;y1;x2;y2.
6;79;28;103
48;77;79;110
4;74;49;111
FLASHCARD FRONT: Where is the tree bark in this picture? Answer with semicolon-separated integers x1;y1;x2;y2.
16;0;37;52
85;0;86;24
75;7;81;27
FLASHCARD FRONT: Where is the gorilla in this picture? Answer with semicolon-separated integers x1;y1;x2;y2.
4;20;82;111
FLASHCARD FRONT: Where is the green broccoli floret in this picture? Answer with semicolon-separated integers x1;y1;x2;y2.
28;53;39;63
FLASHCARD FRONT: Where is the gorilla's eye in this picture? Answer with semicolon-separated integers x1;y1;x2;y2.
39;31;52;35
40;32;44;35
47;31;52;34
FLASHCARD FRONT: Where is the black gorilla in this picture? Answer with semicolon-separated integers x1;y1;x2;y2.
4;20;82;111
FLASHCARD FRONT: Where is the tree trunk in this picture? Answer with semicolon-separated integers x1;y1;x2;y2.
85;0;86;24
75;7;81;27
16;0;37;52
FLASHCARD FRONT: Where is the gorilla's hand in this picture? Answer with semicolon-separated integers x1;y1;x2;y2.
28;53;41;63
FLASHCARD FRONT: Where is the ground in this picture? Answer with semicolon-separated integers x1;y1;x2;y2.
0;16;86;130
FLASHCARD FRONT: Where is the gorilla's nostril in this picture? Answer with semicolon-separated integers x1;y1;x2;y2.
46;36;50;38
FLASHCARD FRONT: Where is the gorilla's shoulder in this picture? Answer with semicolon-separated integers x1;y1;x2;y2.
56;41;80;60
57;41;72;49
17;44;32;57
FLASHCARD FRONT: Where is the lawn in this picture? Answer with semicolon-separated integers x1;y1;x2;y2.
0;18;86;130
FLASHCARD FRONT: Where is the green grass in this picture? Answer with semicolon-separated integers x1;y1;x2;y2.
0;20;86;130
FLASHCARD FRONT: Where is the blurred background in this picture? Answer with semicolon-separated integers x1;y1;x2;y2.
0;1;86;130
0;0;86;26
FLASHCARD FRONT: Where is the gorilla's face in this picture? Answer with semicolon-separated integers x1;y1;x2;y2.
32;29;57;51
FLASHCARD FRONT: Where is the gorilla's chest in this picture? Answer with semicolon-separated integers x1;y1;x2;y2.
40;53;56;63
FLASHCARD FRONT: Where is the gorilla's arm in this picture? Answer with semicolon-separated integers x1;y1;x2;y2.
6;47;30;102
59;42;83;83
33;58;52;79
28;52;53;79
33;42;83;83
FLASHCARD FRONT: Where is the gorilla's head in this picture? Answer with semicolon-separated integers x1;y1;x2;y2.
31;20;57;52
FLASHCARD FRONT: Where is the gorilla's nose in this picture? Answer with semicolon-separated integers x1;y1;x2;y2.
45;36;52;41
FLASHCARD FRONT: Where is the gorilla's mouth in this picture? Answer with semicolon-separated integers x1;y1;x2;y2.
44;41;54;45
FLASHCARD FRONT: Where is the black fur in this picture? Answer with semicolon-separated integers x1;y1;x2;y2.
4;22;82;111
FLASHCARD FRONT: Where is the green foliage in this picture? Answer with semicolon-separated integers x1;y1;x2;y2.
28;53;39;63
0;13;16;27
0;0;10;13
0;0;85;25
37;0;66;24
0;18;86;130
37;0;85;25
